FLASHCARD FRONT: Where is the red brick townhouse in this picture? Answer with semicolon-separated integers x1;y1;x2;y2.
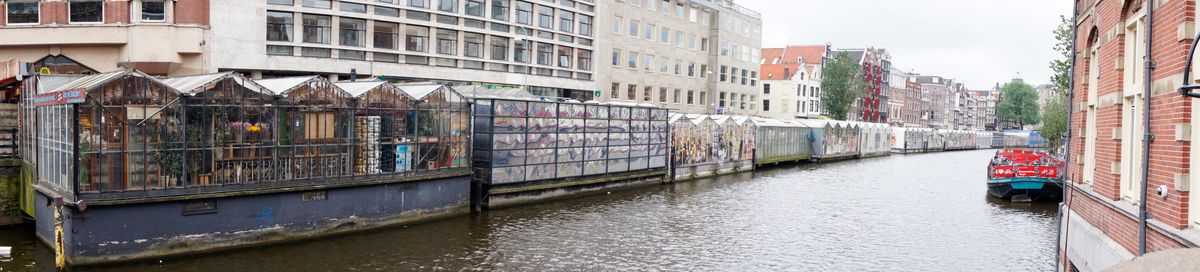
1062;0;1200;271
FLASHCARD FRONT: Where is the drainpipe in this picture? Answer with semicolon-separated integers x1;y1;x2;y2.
1055;1;1080;270
1138;0;1155;256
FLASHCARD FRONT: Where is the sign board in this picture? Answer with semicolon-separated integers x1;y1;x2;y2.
593;90;601;97
33;88;88;107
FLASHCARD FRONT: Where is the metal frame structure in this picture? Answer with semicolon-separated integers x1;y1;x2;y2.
20;70;470;202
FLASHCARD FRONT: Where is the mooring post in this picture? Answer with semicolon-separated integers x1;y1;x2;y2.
53;197;65;269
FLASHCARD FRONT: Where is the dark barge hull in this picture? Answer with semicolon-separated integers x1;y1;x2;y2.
34;174;470;265
986;178;1063;202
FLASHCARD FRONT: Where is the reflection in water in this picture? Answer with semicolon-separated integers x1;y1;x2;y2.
1;150;1057;271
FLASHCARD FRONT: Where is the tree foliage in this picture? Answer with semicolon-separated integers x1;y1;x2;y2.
820;52;865;120
1050;15;1073;92
1040;91;1069;150
1043;14;1073;151
998;80;1041;127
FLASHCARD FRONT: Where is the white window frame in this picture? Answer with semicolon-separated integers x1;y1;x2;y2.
68;0;105;24
1119;11;1147;205
138;0;170;23
6;0;41;26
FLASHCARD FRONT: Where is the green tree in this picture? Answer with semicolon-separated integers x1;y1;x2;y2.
1050;15;1072;92
998;80;1041;128
820;52;865;120
1042;14;1073;151
1040;91;1069;150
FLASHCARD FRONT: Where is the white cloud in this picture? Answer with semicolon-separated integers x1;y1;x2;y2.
738;0;1072;89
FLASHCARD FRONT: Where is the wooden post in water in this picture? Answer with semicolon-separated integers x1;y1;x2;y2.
53;199;65;269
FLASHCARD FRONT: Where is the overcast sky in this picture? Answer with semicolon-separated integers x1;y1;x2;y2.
737;0;1072;90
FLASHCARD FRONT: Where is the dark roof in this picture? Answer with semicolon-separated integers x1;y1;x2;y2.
835;49;866;63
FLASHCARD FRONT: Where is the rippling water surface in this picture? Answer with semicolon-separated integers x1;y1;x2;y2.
1;149;1058;271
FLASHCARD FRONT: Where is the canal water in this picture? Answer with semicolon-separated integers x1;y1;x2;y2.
0;149;1058;271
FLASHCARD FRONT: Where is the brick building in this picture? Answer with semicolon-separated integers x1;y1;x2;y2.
902;80;927;128
837;47;890;123
912;75;950;129
1063;0;1200;271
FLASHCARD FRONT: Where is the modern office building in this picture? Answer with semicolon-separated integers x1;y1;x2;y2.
0;0;599;99
594;0;761;114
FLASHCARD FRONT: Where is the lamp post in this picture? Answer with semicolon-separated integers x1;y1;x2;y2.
515;26;533;95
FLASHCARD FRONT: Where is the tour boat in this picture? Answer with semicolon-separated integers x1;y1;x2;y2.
986;149;1064;202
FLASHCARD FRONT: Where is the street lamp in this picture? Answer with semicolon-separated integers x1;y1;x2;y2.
514;26;534;96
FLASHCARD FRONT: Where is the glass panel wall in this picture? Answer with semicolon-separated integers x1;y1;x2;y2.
475;99;667;185
22;72;472;198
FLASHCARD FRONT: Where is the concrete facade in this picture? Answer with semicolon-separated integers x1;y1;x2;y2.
0;0;598;98
214;0;597;98
1063;0;1200;271
594;0;761;115
594;0;712;112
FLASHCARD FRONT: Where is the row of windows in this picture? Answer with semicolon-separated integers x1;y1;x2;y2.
718;65;757;87
761;83;820;98
719;12;758;40
5;0;165;25
719;38;758;63
623;0;710;26
271;0;594;37
267;45;592;80
717;92;756;112
607;83;705;106
267;11;592;71
758;99;822;115
609;49;707;79
611;16;709;52
602;53;759;87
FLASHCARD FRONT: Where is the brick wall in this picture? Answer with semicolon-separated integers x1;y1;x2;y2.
1068;0;1198;258
174;0;210;26
104;0;130;24
41;1;67;25
1066;187;1187;256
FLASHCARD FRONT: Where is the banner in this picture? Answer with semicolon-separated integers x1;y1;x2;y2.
34;88;87;107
